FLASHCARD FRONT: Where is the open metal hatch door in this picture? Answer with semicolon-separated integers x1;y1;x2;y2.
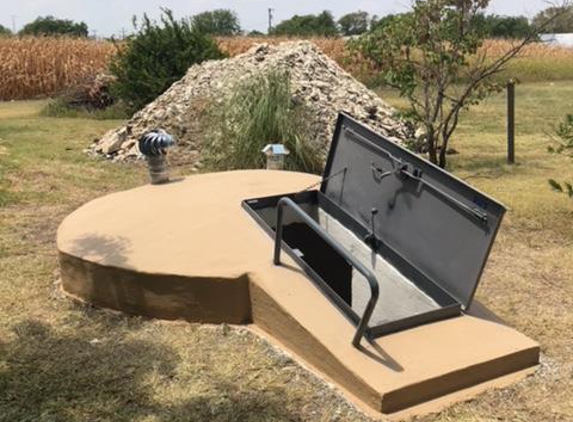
322;114;506;309
243;113;506;346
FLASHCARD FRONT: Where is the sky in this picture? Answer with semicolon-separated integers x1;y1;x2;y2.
1;0;553;38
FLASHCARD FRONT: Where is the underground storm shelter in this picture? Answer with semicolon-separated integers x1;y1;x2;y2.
57;113;539;418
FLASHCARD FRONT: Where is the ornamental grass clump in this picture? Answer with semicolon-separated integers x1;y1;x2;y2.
205;68;322;174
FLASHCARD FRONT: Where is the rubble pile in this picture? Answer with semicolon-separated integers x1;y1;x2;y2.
91;41;409;168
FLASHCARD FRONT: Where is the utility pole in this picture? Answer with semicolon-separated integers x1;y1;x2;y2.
121;27;126;39
268;8;274;34
10;15;17;33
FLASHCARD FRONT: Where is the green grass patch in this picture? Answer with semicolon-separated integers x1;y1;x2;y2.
498;57;573;83
0;189;18;207
40;98;132;120
0;100;143;210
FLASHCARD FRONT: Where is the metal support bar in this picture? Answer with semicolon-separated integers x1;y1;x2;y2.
273;197;380;347
400;168;488;224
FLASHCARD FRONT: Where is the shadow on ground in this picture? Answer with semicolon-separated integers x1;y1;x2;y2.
0;318;307;422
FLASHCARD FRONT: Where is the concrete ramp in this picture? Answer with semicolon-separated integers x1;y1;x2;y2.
57;170;539;418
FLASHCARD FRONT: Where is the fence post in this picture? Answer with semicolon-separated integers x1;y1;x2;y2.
507;79;515;164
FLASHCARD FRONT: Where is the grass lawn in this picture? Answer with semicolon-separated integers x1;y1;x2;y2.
0;82;572;421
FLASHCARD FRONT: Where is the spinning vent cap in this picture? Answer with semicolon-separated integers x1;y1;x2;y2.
138;129;176;157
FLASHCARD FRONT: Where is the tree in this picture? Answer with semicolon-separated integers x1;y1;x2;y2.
110;9;225;111
0;24;11;36
272;11;338;37
370;14;409;32
248;30;264;37
338;11;370;36
20;16;88;37
473;14;533;39
374;12;532;39
191;9;241;36
355;0;554;168
533;5;573;33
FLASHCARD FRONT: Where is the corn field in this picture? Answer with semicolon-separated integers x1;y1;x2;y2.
480;39;573;82
482;39;573;58
1;36;573;101
0;37;115;101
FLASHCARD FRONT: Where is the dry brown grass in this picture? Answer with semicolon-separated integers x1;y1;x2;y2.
0;36;371;100
481;39;573;82
483;39;573;59
0;82;572;421
0;37;115;101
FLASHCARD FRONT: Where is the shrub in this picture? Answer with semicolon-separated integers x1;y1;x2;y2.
109;9;225;112
40;73;130;120
204;68;322;174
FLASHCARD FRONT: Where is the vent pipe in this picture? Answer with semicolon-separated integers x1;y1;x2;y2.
138;130;175;184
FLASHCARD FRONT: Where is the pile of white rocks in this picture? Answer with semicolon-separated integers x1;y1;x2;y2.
90;41;410;167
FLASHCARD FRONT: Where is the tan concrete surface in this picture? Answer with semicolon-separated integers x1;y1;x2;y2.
57;170;539;417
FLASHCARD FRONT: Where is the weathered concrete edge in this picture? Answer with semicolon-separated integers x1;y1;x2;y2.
381;346;540;413
58;251;252;324
250;325;538;422
248;280;383;411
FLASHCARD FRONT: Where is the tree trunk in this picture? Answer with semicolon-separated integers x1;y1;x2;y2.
427;130;438;165
438;132;450;168
438;144;447;168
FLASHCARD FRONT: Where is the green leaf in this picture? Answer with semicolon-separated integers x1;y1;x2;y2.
548;179;563;192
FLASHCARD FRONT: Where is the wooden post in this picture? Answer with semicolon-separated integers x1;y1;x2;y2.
507;79;515;164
